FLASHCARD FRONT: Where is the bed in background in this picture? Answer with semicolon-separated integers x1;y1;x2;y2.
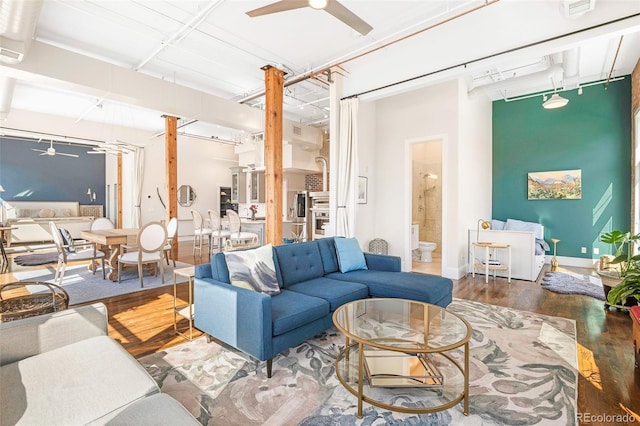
469;218;548;282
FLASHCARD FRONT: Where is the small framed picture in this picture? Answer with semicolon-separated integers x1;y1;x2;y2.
357;176;367;204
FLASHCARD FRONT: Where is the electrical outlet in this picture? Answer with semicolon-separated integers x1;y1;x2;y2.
593;247;599;255
581;247;587;254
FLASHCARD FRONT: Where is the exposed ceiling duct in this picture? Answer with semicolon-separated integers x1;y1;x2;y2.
0;0;43;120
468;63;565;97
0;0;43;64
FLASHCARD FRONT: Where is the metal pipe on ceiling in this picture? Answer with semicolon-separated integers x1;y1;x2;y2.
237;0;501;104
345;12;640;100
605;35;623;90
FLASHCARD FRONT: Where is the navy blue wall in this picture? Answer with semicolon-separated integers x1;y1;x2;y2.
0;137;105;207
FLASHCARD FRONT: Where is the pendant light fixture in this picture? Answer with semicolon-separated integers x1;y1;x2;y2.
543;93;569;109
542;76;569;110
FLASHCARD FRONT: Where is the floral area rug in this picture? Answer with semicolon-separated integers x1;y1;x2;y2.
138;298;578;425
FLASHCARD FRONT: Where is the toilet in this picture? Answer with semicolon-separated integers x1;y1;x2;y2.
418;241;437;262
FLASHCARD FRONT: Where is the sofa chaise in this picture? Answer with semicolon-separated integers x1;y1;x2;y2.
0;303;199;425
194;237;453;377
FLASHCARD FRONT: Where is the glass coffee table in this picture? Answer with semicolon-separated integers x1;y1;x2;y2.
332;298;472;418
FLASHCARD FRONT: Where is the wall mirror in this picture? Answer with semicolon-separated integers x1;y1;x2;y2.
178;185;196;207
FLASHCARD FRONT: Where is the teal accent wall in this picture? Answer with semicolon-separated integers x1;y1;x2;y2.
492;77;631;259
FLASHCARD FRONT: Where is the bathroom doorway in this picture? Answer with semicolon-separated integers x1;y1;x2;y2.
411;139;442;275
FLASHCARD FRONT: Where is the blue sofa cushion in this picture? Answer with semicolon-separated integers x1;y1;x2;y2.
273;241;325;287
287;277;369;311
326;271;453;308
209;253;231;283
315;237;339;274
334;237;368;273
271;290;330;336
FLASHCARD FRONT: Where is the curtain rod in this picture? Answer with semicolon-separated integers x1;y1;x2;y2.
342;13;640;100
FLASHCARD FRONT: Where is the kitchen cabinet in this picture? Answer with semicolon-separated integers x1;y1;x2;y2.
250;171;265;203
230;167;246;204
219;187;236;217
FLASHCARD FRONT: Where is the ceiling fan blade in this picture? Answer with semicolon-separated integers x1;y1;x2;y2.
31;148;46;153
56;152;79;158
246;0;307;17
324;0;372;35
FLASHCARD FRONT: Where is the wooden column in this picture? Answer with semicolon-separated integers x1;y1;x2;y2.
262;65;284;246
165;115;178;258
117;153;123;227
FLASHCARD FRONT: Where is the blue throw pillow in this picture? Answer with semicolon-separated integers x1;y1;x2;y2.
334;237;368;273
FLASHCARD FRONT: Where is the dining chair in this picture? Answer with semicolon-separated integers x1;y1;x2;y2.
49;221;106;286
117;221;167;288
91;217;115;230
163;217;178;266
225;209;259;250
207;209;231;253
191;210;212;258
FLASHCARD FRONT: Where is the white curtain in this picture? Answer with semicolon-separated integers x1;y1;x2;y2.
336;97;358;238
132;147;145;228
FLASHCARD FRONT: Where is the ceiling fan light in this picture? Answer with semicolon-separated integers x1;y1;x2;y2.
542;93;569;109
308;0;327;10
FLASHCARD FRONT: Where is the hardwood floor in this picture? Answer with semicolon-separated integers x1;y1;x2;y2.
2;241;639;422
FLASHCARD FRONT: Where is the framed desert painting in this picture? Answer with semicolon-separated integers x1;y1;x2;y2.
527;169;581;200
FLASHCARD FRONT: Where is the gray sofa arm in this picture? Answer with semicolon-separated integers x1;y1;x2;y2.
0;303;108;366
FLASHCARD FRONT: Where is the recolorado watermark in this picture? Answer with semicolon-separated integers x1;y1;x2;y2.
577;413;637;423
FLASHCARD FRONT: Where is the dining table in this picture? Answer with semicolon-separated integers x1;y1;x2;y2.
80;228;139;281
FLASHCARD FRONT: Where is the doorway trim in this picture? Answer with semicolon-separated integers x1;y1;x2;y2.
404;134;448;275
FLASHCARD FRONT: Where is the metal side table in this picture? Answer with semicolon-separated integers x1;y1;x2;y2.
173;266;196;340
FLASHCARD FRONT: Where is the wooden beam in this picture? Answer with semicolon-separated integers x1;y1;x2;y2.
165;115;178;257
262;65;284;246
117;153;122;227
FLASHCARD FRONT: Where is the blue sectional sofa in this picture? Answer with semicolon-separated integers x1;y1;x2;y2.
194;237;453;377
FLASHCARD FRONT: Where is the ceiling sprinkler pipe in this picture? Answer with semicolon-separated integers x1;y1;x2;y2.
315;156;328;192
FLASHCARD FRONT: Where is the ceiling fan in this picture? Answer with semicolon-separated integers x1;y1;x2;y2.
32;140;79;158
87;141;136;156
246;0;373;36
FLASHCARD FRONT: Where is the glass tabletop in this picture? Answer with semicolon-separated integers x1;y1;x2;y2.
332;298;471;352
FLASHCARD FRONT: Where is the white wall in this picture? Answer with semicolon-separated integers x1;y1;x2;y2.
457;79;493;276
354;78;492;279
354;101;377;248
140;136;238;239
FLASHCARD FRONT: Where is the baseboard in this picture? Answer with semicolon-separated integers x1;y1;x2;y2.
545;255;597;269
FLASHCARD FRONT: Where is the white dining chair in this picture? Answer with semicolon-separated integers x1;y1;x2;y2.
207;209;231;253
191;210;212;258
225;209;259;251
91;217;115;230
49;221;106;286
117;221;167;288
163;217;178;266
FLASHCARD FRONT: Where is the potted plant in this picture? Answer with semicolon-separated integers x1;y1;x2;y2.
599;230;640;308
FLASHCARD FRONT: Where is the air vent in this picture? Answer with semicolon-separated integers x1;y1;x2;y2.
561;0;595;17
0;47;23;63
293;126;302;136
